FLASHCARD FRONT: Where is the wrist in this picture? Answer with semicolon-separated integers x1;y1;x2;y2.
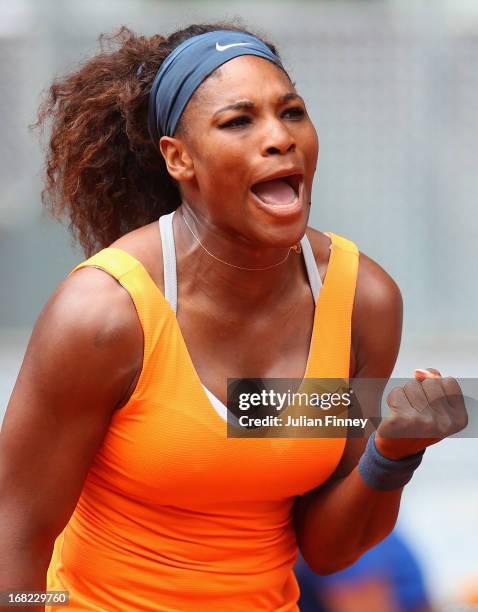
374;433;429;461
358;432;426;491
374;435;410;460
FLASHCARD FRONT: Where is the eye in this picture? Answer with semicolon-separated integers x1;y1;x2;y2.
283;106;305;119
219;115;251;129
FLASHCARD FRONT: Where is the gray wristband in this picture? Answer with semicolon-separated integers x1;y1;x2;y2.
358;431;426;491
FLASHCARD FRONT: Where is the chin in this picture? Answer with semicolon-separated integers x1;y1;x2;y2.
247;208;309;250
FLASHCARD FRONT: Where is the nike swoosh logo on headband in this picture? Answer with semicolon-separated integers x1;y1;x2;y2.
215;42;254;52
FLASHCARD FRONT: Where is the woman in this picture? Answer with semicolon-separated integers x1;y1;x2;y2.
0;22;467;612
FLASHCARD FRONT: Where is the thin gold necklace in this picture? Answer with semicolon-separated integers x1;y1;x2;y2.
181;211;301;271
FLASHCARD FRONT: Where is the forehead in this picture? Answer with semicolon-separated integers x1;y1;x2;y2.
192;55;294;107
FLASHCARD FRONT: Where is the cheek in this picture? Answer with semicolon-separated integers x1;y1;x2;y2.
196;142;249;185
305;123;319;157
194;152;248;201
303;127;319;173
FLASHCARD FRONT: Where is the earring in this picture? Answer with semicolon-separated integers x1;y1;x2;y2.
291;243;302;254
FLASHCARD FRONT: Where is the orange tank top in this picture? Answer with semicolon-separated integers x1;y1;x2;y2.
46;217;359;611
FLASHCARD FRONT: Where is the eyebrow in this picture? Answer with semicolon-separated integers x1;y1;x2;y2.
212;92;304;118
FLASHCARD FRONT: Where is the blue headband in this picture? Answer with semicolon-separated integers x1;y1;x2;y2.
147;29;287;147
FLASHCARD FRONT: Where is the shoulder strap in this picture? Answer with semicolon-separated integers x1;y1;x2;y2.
158;211;178;314
308;231;360;380
300;234;322;304
69;247;142;280
68;246;171;401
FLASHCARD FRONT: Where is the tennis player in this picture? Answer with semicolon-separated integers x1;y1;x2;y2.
0;23;467;612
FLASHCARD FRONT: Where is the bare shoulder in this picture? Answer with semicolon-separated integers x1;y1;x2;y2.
305;225;402;376
354;250;402;315
305;225;401;299
39;259;144;411
110;220;164;292
351;248;403;374
57;259;140;343
305;226;402;329
0;257;147;549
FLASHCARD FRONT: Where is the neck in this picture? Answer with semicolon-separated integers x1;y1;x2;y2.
173;203;305;310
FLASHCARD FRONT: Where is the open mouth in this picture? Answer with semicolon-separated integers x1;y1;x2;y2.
250;174;303;207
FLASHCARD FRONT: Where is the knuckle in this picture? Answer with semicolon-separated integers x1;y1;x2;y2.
404;381;423;403
457;408;469;431
438;415;453;436
444;375;463;394
421;412;439;435
421;377;437;390
387;387;403;406
433;397;448;412
452;392;466;408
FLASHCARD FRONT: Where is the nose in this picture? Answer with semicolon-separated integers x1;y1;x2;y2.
260;118;296;156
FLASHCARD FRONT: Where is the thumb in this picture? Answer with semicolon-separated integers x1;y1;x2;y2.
414;367;442;380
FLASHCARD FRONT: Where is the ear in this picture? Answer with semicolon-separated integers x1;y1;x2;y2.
159;136;194;182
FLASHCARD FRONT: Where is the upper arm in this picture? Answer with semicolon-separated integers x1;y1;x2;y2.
0;267;143;549
351;251;403;379
319;250;403;480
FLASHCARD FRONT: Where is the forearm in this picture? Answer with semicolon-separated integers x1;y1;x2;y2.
0;540;52;612
294;465;403;575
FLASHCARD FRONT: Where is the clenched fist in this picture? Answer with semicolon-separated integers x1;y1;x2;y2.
375;368;468;460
